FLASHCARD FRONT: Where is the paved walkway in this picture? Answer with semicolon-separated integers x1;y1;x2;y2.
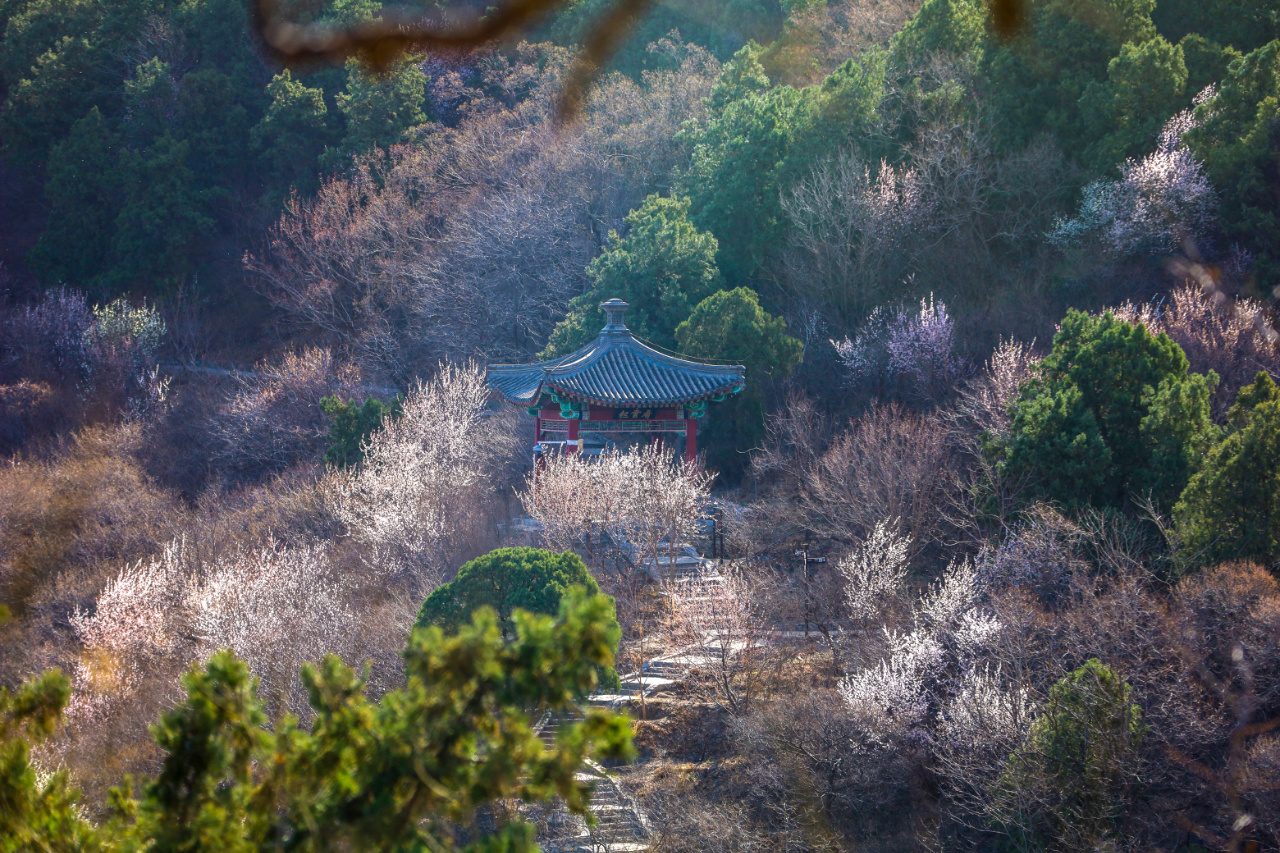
531;710;653;852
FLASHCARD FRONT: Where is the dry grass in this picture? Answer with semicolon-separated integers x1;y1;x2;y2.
0;424;184;634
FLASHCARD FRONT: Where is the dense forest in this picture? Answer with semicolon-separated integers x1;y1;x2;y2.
4;0;1280;849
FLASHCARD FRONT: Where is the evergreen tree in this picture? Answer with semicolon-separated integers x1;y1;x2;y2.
543;195;722;356
320;394;402;469
1;591;631;850
417;548;621;689
675;287;802;478
980;0;1158;153
996;659;1145;851
890;0;986;65
0;667;89;851
110;135;214;291
253;69;333;197
1000;310;1217;510
1079;36;1188;170
680;50;885;283
675;286;802;381
334;56;429;157
1176;371;1280;569
29;107;120;287
1187;40;1280;291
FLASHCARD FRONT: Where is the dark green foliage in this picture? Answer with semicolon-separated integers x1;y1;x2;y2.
253;69;334;198
543;195;722;356
111;135;216;290
675;287;802;381
1176;371;1280;569
680;51;885;283
0;668;91;852
1187;40;1280;291
1179;34;1241;95
675;287;802;477
0;0;435;295
1000;311;1217;510
29;107;120;288
333;56;429;156
996;659;1145;851
890;0;986;65
543;0;784;77
706;42;772;118
2;590;632;851
1153;0;1280;54
0;32;101;168
980;0;1159;154
418;548;621;690
1079;35;1188;170
320;394;402;468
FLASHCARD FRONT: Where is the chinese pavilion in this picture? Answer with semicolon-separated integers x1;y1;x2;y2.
487;299;746;462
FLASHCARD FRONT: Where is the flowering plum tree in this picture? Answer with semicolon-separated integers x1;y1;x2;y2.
1052;103;1218;257
523;443;714;581
838;519;911;626
331;361;517;582
839;556;1009;747
833;294;965;401
70;537;358;721
185;539;355;717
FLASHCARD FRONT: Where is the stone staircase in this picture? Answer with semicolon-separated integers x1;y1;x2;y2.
531;710;652;853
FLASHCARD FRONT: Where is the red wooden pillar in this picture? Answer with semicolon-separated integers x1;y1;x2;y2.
684;418;697;463
567;417;579;455
533;416;544;482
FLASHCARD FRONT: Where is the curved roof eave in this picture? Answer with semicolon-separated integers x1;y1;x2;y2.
487;332;745;408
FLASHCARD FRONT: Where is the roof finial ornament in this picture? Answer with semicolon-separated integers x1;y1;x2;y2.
600;298;629;333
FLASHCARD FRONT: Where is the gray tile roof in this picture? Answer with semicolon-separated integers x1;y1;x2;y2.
487;299;745;407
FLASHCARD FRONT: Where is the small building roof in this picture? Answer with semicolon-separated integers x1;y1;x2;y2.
487;299;746;407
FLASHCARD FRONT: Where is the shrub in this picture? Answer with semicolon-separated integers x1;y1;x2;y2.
999;310;1218;510
209;348;360;481
0;424;182;628
417;547;621;691
993;659;1145;852
0;287;93;386
320;393;402;468
83;297;167;418
798;402;952;554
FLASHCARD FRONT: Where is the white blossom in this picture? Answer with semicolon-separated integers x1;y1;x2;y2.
331;361;512;579
1051;102;1217;256
917;556;982;631
940;665;1035;749
953;610;1004;657
838;519;911;623
68;539;192;715
186;539;354;716
524;442;713;578
69;536;360;721
840;627;940;734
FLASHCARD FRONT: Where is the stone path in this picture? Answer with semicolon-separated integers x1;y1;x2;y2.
531;709;652;852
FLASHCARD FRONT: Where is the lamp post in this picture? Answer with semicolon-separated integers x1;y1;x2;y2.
794;545;827;639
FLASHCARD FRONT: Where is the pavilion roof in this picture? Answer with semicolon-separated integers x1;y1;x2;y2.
487;299;745;407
